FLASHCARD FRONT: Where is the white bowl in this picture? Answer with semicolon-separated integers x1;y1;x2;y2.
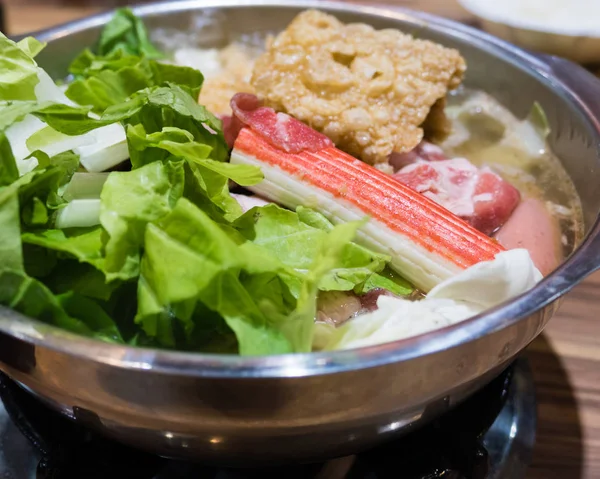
458;0;600;63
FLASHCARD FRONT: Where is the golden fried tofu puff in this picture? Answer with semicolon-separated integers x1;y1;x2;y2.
251;10;466;166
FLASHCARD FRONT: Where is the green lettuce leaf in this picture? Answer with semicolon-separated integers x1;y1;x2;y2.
135;198;256;348
114;85;226;161
70;48;140;77
56;292;123;343
42;260;118;301
96;8;163;59
135;198;365;354
354;268;414;297
0;268;93;334
65;53;204;113
0;100;104;177
0;187;24;271
281;220;363;352
296;205;335;231
235;204;390;292
21;227;105;271
99;160;184;280
0;182;119;339
0;33;41;101
0;264;123;341
62;172;108;201
0;132;18;187
127;123;261;220
135;198;291;352
33;85;226;163
32;102;109;135
15;155;79;228
16;37;46;59
296;206;414;296
67;68;148;113
22;242;56;278
0;100;54;130
0;149;80;230
35;149;80;179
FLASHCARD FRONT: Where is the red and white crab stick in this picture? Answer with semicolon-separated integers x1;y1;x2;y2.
228;94;505;292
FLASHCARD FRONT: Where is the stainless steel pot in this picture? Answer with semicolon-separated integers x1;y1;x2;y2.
2;0;600;465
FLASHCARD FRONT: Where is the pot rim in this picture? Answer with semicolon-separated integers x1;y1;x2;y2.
2;0;599;378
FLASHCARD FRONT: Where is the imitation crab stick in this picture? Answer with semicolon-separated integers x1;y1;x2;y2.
228;94;505;292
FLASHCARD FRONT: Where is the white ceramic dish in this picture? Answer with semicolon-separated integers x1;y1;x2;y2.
458;0;600;63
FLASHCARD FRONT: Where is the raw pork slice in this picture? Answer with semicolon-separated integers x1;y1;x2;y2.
223;93;333;153
393;158;520;235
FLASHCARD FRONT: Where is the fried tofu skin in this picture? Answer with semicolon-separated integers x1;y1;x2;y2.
251;10;466;165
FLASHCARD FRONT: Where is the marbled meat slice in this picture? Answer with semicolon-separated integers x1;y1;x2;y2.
224;93;334;152
393;158;520;235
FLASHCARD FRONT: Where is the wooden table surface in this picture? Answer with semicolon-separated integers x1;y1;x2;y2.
4;1;600;478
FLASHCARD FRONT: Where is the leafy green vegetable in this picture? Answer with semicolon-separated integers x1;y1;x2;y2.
21;227;105;271
135;198;249;348
355;269;414;297
27;126;77;152
126;124;204;167
0;33;41;101
65;51;204;113
0;268;94;334
0;132;18;186
0;187;24;271
0;100;108;177
0;33;126;177
32;85;227;163
136;198;355;354
115;85;226;161
66;63;152;112
57;292;123;343
70;48;140;77
295;206;414;296
283;221;363;352
16;37;46;59
296;205;335;231
35;150;80;180
235;204;389;292
100;160;184;280
0;176;120;339
127;123;261;220
16;152;80;226
22;196;48;225
42;261;112;299
0;100;53;130
96;8;163;59
22;242;57;278
135;198;379;354
32;102;109;135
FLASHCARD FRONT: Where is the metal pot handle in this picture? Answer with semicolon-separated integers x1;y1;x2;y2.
533;55;600;282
